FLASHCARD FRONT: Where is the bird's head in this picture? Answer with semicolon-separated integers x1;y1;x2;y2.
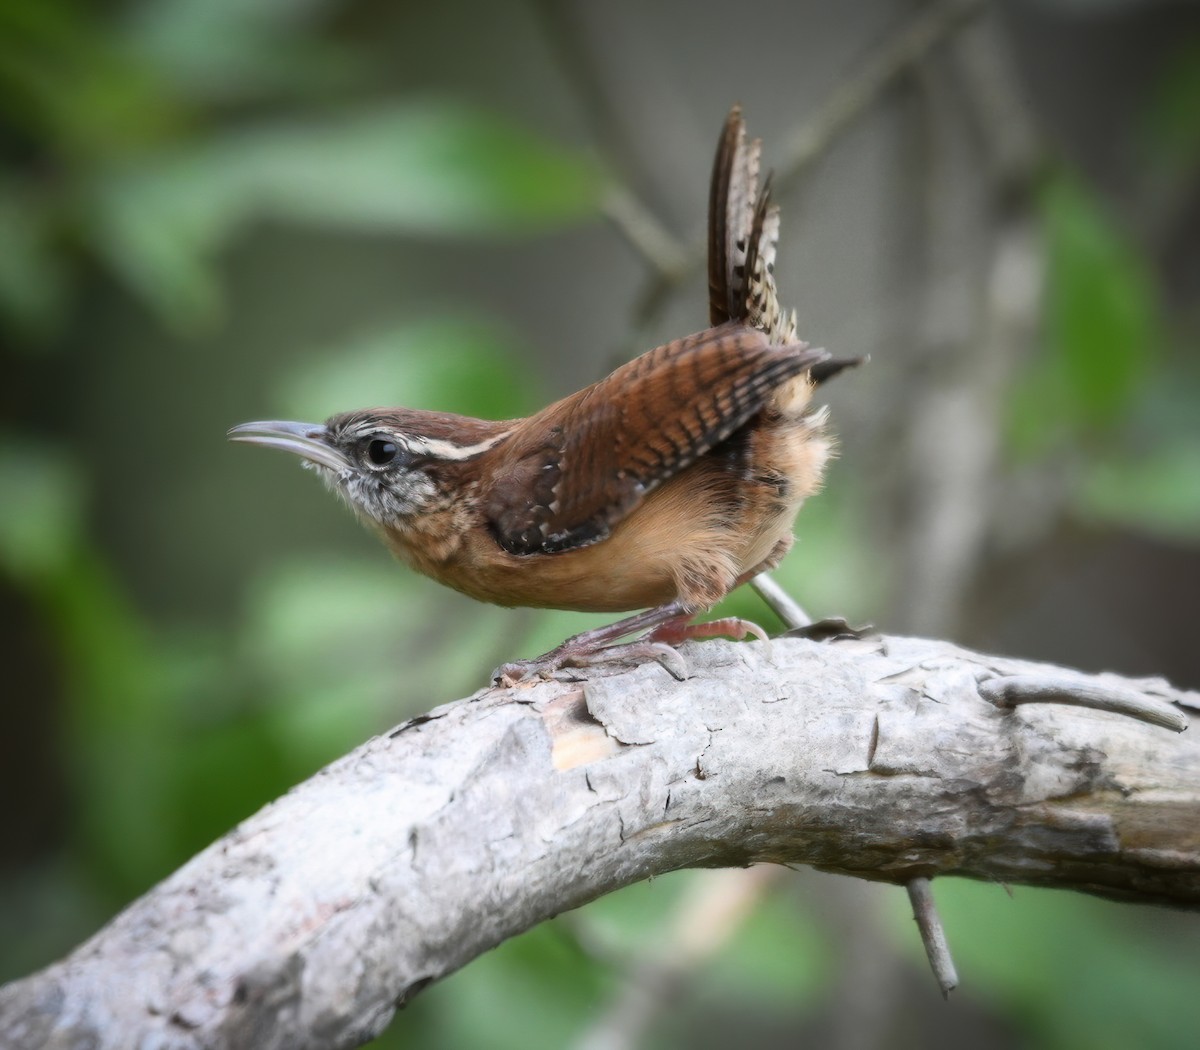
228;410;507;529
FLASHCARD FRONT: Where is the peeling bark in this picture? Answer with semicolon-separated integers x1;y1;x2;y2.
2;635;1197;1050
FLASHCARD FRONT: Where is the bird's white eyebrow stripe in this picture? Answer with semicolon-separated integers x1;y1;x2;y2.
340;421;511;461
403;431;510;461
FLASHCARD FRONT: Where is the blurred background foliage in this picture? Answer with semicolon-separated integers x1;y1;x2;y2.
1;0;1199;1047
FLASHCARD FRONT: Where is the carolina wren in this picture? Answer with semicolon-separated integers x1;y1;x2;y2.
230;107;856;680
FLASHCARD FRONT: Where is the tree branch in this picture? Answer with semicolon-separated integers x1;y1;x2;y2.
2;635;1197;1049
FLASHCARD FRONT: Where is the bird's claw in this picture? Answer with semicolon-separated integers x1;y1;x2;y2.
493;639;689;685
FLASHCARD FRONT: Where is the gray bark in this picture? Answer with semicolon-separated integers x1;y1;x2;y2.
2;634;1197;1050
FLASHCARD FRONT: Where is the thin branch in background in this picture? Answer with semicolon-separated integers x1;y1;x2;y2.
882;16;1048;638
950;16;1045;195
906;877;959;999
775;0;988;195
572;866;783;1050
886;56;1005;636
601;184;690;280
532;0;656;193
751;572;813;630
532;0;692;282
633;0;989;324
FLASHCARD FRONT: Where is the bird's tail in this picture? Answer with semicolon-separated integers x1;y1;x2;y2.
707;106;796;343
707;106;861;383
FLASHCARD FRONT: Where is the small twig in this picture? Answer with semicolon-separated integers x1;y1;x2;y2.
601;184;691;280
980;675;1189;734
906;877;959;998
751;572;813;630
532;0;692;283
572;867;782;1050
632;0;988;323
776;0;988;195
531;0;653;194
950;16;1045;194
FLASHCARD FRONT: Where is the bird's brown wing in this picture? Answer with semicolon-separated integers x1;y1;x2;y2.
485;325;827;556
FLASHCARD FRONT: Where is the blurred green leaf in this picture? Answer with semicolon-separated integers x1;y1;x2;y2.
1010;174;1160;455
240;556;511;765
0;436;84;582
579;869;696;954
88;157;229;330
0;436;244;893
280;316;537;421
1079;441;1200;542
0;433;173;898
402;871;825;1050
230;104;604;233
122;0;353;104
696;879;826;1007
87;103;603;330
1044;177;1157;426
416;921;611;1050
37;549;184;894
170;711;292;853
0;0;182;161
1063;353;1200;540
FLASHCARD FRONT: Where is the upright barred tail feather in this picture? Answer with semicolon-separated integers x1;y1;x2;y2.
708;107;797;345
708;107;761;327
742;173;799;345
709;106;861;384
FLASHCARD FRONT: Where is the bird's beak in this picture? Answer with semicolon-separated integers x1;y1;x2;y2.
227;420;350;472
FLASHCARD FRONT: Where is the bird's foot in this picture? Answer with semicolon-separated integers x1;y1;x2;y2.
493;616;770;685
494;639;687;686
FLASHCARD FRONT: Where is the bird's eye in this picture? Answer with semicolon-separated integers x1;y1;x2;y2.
366;439;399;466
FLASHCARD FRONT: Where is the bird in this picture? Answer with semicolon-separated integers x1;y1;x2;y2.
229;106;856;682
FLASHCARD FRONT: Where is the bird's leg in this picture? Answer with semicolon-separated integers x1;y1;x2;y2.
649;542;801;646
493;588;772;685
493;549;795;684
